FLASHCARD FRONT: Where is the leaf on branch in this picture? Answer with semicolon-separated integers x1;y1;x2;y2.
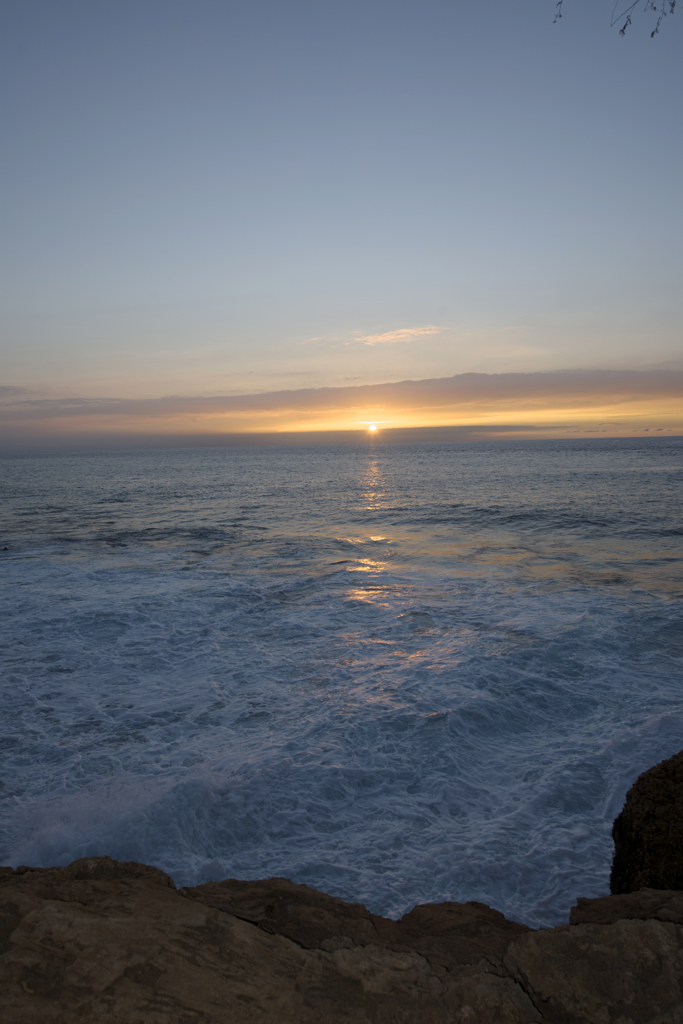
554;0;675;34
612;0;676;35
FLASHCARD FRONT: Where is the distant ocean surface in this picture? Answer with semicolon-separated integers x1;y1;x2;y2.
1;437;682;927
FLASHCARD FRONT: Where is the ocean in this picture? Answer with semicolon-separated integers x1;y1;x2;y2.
1;437;681;928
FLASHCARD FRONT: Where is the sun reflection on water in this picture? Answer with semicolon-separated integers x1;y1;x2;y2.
360;457;389;511
349;559;385;573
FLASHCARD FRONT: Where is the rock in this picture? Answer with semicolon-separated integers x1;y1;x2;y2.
187;876;528;966
570;888;683;926
2;857;683;1021
611;747;683;894
505;919;683;1023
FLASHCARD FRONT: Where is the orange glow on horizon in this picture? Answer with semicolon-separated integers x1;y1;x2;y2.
2;370;681;447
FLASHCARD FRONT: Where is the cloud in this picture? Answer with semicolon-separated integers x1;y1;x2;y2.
0;386;29;399
355;325;440;346
0;369;681;449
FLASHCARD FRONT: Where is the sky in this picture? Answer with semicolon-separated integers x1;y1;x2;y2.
1;0;681;449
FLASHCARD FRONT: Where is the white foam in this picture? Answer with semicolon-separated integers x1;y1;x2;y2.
1;441;682;926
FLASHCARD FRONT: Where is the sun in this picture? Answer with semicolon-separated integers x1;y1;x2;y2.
368;424;377;432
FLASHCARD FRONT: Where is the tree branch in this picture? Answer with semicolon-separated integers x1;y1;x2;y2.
554;0;676;35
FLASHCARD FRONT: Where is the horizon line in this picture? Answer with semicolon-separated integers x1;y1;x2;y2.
1;423;681;457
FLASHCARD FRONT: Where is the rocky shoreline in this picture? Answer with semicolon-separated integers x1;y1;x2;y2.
2;749;682;1022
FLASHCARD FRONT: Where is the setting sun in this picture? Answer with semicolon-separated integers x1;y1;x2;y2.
368;424;377;432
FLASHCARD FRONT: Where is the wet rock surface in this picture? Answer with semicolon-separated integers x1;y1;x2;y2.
611;747;683;894
2;856;683;1022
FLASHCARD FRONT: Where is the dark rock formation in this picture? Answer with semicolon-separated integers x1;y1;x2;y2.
571;887;683;925
2;856;683;1022
611;747;683;894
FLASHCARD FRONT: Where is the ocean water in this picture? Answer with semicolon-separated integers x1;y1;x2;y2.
1;437;681;928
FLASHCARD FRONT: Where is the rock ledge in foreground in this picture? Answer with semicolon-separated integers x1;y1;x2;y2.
2;856;683;1023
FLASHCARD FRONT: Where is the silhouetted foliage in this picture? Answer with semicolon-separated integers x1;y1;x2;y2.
554;0;676;36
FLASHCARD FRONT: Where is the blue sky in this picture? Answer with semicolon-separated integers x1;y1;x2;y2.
1;0;681;444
